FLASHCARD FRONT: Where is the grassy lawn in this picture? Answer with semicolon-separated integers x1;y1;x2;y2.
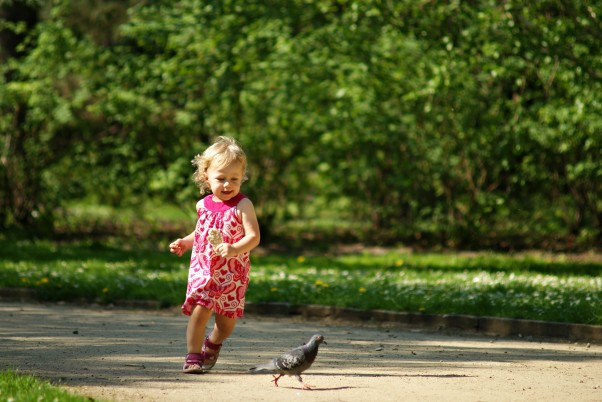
0;370;98;402
0;237;600;325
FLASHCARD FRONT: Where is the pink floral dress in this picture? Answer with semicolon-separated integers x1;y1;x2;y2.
182;193;250;319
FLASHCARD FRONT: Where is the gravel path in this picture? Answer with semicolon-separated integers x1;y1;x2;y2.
1;302;601;401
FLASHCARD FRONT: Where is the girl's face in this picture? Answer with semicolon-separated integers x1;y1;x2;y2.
205;160;244;202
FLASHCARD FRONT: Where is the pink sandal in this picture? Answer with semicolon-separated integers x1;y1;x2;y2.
201;336;222;370
183;352;204;374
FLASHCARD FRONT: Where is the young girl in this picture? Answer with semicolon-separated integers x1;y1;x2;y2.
169;136;260;374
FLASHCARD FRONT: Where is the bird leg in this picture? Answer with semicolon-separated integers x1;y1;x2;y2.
271;374;283;387
297;375;315;390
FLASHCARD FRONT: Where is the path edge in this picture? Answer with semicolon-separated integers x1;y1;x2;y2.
244;302;602;344
1;288;600;344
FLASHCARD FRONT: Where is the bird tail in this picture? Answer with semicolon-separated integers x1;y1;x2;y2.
248;363;276;373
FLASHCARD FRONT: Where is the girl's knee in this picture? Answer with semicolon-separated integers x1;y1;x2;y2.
189;305;212;323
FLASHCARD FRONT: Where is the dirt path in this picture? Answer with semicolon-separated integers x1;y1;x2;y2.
1;302;601;402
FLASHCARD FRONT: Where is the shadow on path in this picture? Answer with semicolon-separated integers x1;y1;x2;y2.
1;302;601;402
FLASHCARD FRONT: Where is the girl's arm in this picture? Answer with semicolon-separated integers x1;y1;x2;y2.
216;198;260;258
171;200;203;256
169;231;195;257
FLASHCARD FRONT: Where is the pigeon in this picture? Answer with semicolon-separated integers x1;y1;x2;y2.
249;334;326;389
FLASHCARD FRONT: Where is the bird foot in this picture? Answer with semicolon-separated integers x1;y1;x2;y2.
271;375;282;387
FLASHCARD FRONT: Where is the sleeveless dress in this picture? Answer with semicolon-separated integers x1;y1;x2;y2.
182;193;250;319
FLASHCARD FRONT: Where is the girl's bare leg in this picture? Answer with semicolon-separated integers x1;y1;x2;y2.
209;313;237;345
187;305;212;353
200;313;237;369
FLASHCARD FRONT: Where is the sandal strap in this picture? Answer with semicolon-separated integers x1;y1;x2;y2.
185;352;204;364
204;336;222;351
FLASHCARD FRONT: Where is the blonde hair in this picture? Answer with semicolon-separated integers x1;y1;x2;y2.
192;136;248;194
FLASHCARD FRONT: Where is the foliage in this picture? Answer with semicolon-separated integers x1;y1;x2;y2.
0;0;600;248
1;238;600;325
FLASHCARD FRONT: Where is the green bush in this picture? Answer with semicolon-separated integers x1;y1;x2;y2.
1;0;600;248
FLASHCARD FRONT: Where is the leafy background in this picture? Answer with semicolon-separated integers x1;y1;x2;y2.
1;0;600;250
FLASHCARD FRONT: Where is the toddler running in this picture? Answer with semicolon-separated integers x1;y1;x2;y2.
169;136;260;374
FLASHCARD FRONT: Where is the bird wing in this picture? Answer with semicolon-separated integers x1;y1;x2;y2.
249;347;304;373
273;346;306;372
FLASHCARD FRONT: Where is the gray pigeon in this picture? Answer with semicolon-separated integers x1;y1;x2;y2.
249;334;326;389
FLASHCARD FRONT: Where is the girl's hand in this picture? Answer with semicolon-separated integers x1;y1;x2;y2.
169;238;188;257
215;243;238;258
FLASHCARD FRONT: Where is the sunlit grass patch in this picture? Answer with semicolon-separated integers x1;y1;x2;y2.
247;252;602;324
0;239;186;307
0;370;101;402
0;238;600;324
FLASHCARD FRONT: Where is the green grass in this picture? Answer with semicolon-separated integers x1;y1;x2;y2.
0;236;600;325
0;370;98;402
